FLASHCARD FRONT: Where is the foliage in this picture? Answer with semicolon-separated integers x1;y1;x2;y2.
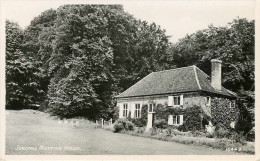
167;18;254;93
235;94;254;136
6;4;254;134
127;104;148;127
154;119;168;129
154;104;209;131
211;97;239;130
5;20;45;109
213;127;231;139
113;119;134;132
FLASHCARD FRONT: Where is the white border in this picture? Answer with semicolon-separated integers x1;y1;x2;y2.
0;0;259;160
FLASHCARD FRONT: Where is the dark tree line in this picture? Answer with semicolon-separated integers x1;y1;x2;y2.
6;5;254;127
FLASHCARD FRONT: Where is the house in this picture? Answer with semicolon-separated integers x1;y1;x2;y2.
115;59;237;129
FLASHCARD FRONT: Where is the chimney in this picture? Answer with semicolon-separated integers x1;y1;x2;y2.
211;59;222;91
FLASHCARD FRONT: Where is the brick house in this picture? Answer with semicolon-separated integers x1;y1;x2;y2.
115;59;237;129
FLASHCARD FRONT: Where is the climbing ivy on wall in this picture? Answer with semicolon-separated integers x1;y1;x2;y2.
154;103;210;131
211;97;239;130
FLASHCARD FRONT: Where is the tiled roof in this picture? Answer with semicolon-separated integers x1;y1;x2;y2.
116;65;237;98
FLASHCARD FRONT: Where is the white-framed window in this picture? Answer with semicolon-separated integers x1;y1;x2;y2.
168;115;183;125
206;96;211;106
149;103;155;113
135;104;141;118
168;95;183;106
123;104;128;118
230;100;236;108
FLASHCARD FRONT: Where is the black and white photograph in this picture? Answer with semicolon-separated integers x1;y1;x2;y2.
0;0;258;159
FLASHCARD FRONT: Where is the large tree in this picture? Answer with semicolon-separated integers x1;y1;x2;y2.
6;20;44;109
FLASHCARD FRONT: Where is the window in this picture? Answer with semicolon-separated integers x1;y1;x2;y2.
173;115;180;125
230;100;236;108
123;104;128;117
206;96;211;106
168;95;183;106
135;104;141;118
173;96;180;105
149;103;155;113
168;115;183;125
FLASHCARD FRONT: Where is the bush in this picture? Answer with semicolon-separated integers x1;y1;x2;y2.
125;121;134;131
128;118;146;127
177;125;186;131
113;119;135;132
136;127;146;133
213;127;230;138
150;127;158;136
113;122;124;132
154;119;168;129
231;131;246;144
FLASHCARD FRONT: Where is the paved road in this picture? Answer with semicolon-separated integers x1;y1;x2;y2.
6;110;239;155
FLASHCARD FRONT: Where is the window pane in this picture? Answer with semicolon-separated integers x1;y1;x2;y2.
173;116;176;124
174;97;177;105
177;116;180;124
174;97;180;105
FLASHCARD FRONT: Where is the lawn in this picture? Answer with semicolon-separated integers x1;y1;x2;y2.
6;110;240;155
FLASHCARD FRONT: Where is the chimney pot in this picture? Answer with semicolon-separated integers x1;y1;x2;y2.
211;59;222;91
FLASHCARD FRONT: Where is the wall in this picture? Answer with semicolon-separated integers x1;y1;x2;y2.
211;97;239;129
117;92;211;118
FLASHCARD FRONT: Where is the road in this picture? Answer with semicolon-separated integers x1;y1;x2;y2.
6;110;239;155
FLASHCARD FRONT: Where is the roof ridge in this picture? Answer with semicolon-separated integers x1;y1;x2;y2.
152;65;194;74
193;65;202;90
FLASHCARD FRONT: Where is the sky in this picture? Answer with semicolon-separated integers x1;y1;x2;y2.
2;0;255;43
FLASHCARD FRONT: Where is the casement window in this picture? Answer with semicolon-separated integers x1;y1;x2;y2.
230;100;236;108
149;103;155;113
206;96;211;106
123;104;128;118
168;115;183;125
174;96;180;105
168;95;183;106
134;104;141;118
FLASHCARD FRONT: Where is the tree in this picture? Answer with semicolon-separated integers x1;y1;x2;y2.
6;20;44;109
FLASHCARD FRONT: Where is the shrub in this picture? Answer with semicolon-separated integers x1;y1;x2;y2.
125;121;134;131
136;127;145;133
113;122;124;132
150;127;158;136
177;125;186;131
213;127;230;138
128;118;146;127
154;119;168;129
230;131;246;144
112;119;135;132
245;128;255;141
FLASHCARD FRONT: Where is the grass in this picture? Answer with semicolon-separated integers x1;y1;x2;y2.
110;127;255;154
6;110;243;155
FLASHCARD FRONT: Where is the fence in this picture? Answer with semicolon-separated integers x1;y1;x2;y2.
96;118;113;128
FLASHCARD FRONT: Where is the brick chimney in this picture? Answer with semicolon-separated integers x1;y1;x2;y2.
211;59;222;91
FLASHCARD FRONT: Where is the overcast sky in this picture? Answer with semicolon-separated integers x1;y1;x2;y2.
2;0;255;43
